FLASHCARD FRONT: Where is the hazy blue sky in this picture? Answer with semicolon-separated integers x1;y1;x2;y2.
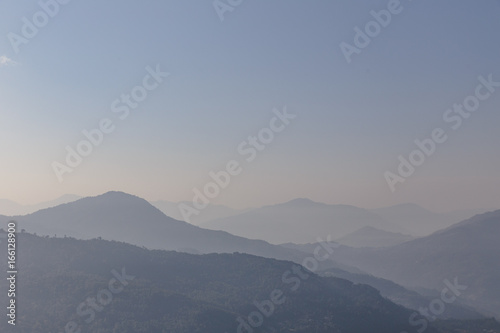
1;0;499;212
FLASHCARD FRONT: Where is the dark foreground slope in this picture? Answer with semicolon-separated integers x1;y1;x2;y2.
2;233;497;333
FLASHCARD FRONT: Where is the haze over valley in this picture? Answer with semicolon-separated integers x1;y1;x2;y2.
1;0;499;331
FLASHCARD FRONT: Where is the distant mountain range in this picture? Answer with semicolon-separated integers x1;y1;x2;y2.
203;198;402;244
327;210;500;318
335;226;414;248
150;200;244;226
0;192;306;263
370;203;463;236
202;199;481;244
0;194;81;215
1;195;487;245
1;191;497;323
0;196;245;226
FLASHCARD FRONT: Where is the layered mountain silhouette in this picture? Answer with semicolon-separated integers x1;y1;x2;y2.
1;232;498;333
319;267;483;320
328;210;500;318
1;191;497;324
370;203;461;236
335;226;414;248
202;198;471;244
151;200;243;226
202;198;402;244
0;192;307;263
0;194;81;216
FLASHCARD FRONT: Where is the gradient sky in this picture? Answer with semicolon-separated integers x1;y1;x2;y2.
1;0;499;212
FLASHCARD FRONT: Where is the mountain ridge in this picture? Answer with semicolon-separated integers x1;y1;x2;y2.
329;209;500;318
1;231;497;333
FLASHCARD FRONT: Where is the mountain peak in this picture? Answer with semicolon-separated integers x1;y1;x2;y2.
90;191;146;203
285;198;322;206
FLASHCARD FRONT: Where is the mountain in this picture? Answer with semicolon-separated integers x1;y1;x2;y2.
150;200;243;226
1;232;498;333
445;207;494;224
0;194;81;216
203;198;406;244
319;267;483;320
328;210;500;318
335;226;414;248
369;203;461;236
281;243;483;320
0;192;309;261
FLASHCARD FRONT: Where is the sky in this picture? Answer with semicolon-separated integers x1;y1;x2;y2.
0;0;499;213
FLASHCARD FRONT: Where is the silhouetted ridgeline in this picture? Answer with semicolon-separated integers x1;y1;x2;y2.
0;232;498;332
